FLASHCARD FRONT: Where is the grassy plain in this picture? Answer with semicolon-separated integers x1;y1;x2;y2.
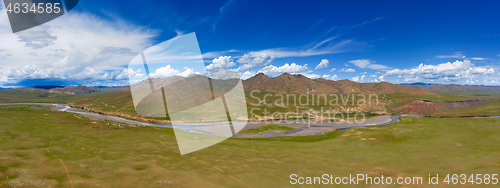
239;124;295;134
1;105;500;187
429;100;500;117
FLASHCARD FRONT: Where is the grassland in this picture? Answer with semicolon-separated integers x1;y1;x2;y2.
429;100;500;117
384;92;500;115
386;92;470;101
1;104;500;187
0;88;389;122
0;89;106;103
239;124;295;134
383;91;500;117
432;90;500;97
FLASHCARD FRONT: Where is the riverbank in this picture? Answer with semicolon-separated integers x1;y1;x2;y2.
0;103;402;138
67;103;171;124
235;115;400;137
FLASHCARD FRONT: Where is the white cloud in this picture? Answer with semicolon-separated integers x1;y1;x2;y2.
332;75;338;80
259;63;309;75
349;59;371;68
206;56;236;70
210;70;240;79
470;57;488;60
149;65;180;78
0;64;145;86
349;59;389;70
0;11;156;86
437;52;465;59
370;74;377;77
436;52;488;61
203;36;357;66
148;65;200;79
201;49;238;59
338;68;356;72
112;68;136;80
386;60;495;82
404;77;420;82
234;53;275;72
360;72;367;74
352;75;365;82
302;73;320;79
246;39;353;58
321;74;338;80
330;68;336;72
366;64;388;70
240;71;257;80
201;52;221;59
126;68;146;84
378;75;384;81
178;67;198;77
313;36;339;49
0;3;9;30
331;74;338;80
315;59;329;70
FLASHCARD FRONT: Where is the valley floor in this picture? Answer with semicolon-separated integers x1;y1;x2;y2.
0;105;499;187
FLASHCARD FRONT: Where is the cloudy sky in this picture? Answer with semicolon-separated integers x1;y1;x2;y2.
1;0;500;87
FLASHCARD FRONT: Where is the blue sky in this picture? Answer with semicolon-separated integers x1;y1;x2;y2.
1;0;500;87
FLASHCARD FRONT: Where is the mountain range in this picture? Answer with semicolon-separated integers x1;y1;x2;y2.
243;73;436;95
400;83;500;93
4;73;500;97
2;86;100;95
46;86;101;94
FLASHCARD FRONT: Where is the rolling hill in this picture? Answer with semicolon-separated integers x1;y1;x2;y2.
47;86;101;94
401;83;500;94
244;73;437;95
0;86;102;103
7;73;500;118
394;99;489;115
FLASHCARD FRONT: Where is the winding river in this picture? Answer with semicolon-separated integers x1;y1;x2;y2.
1;103;404;138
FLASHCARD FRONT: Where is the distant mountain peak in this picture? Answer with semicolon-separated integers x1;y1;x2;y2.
254;72;268;77
48;86;101;94
32;85;65;90
400;82;500;92
399;82;433;86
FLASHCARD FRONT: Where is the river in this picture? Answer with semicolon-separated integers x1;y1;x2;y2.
1;103;405;138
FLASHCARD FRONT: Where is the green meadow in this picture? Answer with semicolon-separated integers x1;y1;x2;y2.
1;104;499;187
239;124;295;134
429;100;500;117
